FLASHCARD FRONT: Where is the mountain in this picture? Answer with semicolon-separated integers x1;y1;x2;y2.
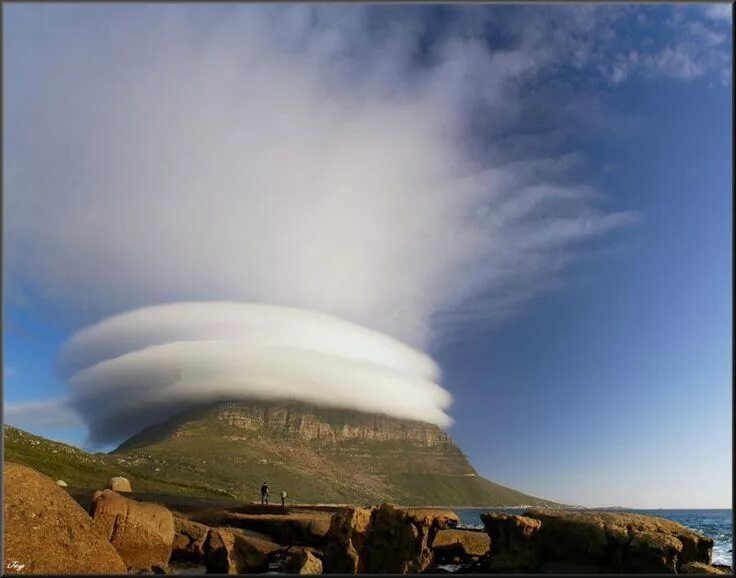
111;400;554;507
5;400;557;507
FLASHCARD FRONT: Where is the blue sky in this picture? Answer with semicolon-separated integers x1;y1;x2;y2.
3;4;732;508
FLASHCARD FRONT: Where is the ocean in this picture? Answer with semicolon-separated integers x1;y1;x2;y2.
454;508;733;567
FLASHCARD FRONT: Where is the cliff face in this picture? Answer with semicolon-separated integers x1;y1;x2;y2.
107;401;551;507
211;403;452;445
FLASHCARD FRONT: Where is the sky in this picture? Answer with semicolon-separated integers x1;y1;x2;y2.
3;4;732;508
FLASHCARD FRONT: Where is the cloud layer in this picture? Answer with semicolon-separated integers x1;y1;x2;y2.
7;5;727;442
61;302;450;444
5;4;640;350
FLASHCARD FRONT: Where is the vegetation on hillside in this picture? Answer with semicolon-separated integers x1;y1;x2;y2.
4;402;557;507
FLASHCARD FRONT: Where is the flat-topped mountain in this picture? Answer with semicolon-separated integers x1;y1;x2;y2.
5;401;556;507
111;400;554;506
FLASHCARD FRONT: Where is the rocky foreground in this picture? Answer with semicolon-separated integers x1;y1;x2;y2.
3;462;730;575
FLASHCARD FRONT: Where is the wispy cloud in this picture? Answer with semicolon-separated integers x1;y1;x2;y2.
8;5;696;443
4;397;83;430
702;4;732;22
6;5;636;351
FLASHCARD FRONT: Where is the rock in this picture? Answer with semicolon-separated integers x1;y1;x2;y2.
282;547;324;574
431;529;491;565
481;513;541;572
55;479;68;487
90;489;174;572
681;562;726;574
362;504;458;573
482;509;714;573
172;516;211;562
204;527;282;573
222;510;333;546
324;507;372;573
105;476;132;492
3;462;127;574
403;508;460;529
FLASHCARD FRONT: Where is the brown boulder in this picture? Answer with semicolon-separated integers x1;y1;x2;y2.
362;503;457;573
324;507;373;573
205;527;282;573
483;509;714;573
481;513;542;571
282;547;324;574
105;476;132;492
172;516;211;562
90;489;174;572
680;562;726;574
431;529;491;564
3;462;127;574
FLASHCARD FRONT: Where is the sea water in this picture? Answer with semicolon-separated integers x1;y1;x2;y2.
454;508;733;567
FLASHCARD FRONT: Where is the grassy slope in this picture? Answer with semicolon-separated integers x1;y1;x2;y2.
3;425;228;497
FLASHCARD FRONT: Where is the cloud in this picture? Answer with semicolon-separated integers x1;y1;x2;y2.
702;4;732;22
4;397;83;430
5;5;650;443
5;5;636;351
61;302;451;445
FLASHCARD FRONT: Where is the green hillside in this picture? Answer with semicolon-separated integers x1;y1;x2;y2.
4;401;557;507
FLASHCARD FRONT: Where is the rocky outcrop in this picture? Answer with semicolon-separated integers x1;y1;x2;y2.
680;562;726;575
204;527;281;573
90;489;174;572
105;476;132;492
324;507;373;573
279;546;325;574
222;510;333;546
172;516;211;562
3;462;127;574
213;402;453;446
481;513;542;571
362;504;459;573
482;509;714;573
431;529;491;565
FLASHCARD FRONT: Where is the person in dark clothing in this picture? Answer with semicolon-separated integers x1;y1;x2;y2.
260;481;269;505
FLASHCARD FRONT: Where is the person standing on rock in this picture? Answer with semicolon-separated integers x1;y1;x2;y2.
280;489;287;508
260;481;269;505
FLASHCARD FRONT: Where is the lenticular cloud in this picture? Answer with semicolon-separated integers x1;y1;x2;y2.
61;302;452;445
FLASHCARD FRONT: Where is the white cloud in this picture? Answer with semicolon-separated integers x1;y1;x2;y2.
61;302;451;445
5;6;645;443
702;4;732;22
5;5;633;352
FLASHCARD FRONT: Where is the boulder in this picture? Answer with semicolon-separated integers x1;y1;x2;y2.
431;529;491;565
362;504;459;573
105;476;132;492
281;546;324;574
3;462;127;574
205;527;282;573
482;509;714;573
55;479;68;487
481;513;541;572
90;489;174;572
680;562;726;575
324;507;372;573
172;516;211;562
